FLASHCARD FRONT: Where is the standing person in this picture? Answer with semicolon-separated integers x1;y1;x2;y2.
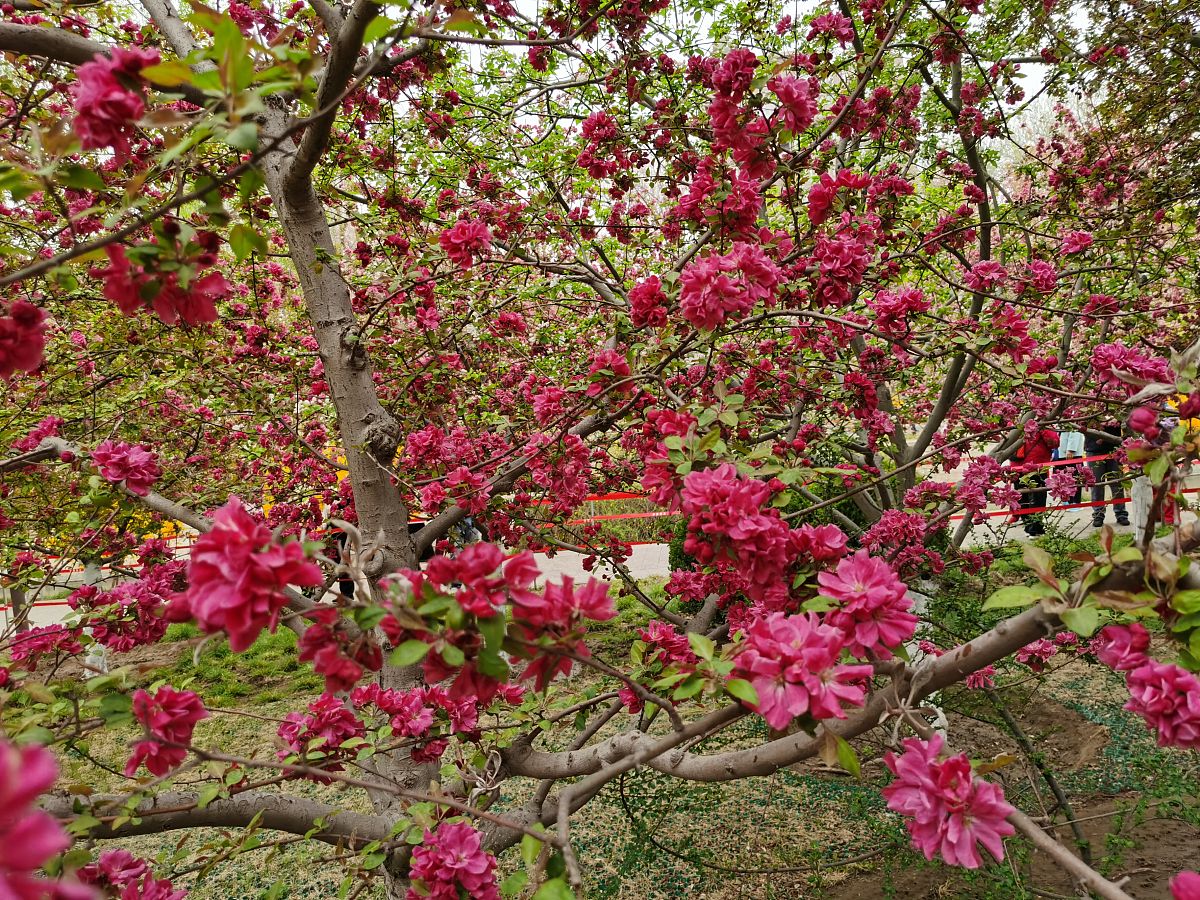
1057;427;1085;503
1085;422;1129;528
1013;424;1059;537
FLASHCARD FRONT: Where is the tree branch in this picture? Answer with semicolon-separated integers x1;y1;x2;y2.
283;0;381;193
43;790;392;849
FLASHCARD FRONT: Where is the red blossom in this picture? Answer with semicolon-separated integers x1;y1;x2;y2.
0;300;47;381
182;497;323;651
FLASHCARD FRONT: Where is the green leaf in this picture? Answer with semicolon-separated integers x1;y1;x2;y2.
834;734;861;778
1171;590;1200;615
229;223;268;262
197;783;222;809
352;605;387;631
501;872;530;898
64;813;101;837
1111;546;1143;564
440;643;466;667
532;878;575;900
1022;543;1054;579
981;584;1042;610
479;613;506;651
1060;605;1101;637
687;632;714;660
521;827;545;869
141;60;196;87
389;639;430;667
362;15;396;44
1146;453;1170;485
224;122;259;151
58;164;107;192
725;678;758;706
673;675;705;700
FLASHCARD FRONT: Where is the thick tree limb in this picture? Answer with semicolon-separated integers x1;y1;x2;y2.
0;22;109;66
43;791;392;849
284;0;381;192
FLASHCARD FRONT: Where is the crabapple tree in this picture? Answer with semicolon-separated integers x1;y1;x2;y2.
1;0;1200;897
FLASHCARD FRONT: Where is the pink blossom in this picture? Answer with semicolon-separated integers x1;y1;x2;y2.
679;243;781;332
733;612;872;729
0;300;47;381
71;48;160;158
1172;871;1200;900
0;740;80;898
768;74;818;133
1091;342;1172;391
1128;406;1160;439
78;850;149;891
711;48;758;101
639;620;697;666
278;694;365;776
790;523;850;562
965;666;996;689
406;821;499;900
92;245;228;326
182;497;323;651
438;220;492;269
962;260;1007;293
6;624;85;670
808;11;856;43
1045;466;1080;503
1016;638;1057;672
1124;660;1200;748
869;286;929;336
1060;230;1094;254
883;734;1015;868
511;574;614;628
818;550;917;658
120;874;187;899
125;685;208;776
91;440;162;496
629;275;669;328
680;463;792;603
1093;623;1150;671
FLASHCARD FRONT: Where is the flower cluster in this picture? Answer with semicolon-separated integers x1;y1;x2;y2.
91;440;162;496
278;693;365;778
680;463;792;602
93;244;231;327
0;300;47;381
406;821;499;900
629;275;669;328
79;849;186;899
883;734;1015;868
732;612;872;729
297;607;383;693
818;550;917;658
678;243;781;331
438;220;492;269
0;740;79;898
126;685;209;776
178;497;323;651
71;47;159;158
1124;659;1200;749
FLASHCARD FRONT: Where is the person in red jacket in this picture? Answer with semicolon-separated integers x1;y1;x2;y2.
1012;425;1060;536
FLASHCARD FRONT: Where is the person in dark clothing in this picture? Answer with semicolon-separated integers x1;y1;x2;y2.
1085;423;1129;527
1013;426;1059;536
